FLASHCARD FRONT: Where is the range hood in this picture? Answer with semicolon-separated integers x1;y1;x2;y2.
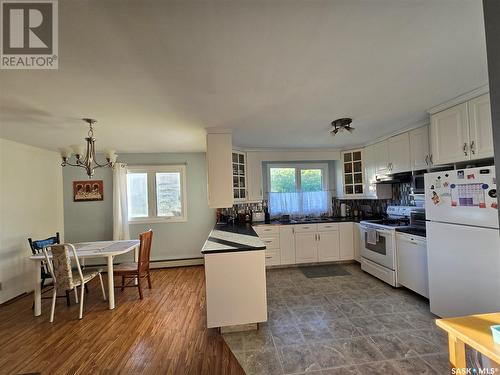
375;172;412;184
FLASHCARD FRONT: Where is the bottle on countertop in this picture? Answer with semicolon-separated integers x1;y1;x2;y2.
340;203;347;217
263;201;271;224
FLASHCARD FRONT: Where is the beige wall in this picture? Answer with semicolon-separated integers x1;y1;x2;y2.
0;139;64;303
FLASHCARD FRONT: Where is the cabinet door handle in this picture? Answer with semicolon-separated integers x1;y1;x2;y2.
429;154;433;165
425;155;429;165
292;227;295;234
318;234;321;241
470;141;475;155
463;142;468;156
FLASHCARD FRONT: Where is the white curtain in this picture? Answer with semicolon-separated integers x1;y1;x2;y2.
269;191;328;216
113;163;130;240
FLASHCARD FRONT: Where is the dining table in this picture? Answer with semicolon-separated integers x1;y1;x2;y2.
29;240;140;316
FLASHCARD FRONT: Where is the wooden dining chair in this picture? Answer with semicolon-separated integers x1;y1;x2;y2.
43;244;107;322
114;230;153;299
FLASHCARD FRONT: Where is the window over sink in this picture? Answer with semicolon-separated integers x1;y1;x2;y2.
267;163;329;216
127;165;187;223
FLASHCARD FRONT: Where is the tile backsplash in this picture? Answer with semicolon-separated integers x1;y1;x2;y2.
220;182;414;218
332;182;414;217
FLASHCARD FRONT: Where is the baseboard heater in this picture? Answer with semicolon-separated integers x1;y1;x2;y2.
84;257;205;269
150;258;204;268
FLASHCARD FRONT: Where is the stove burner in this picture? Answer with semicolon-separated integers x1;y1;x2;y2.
364;218;410;227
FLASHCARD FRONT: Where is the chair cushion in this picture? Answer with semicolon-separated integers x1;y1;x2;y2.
32;237;58;251
82;266;104;273
114;262;138;272
71;270;99;286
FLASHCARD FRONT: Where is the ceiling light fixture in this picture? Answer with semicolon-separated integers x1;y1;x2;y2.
59;118;118;178
330;117;355;135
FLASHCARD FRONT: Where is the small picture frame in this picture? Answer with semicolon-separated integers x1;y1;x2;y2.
73;180;104;202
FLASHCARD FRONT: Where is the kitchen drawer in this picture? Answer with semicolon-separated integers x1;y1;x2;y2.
253;226;279;236
317;223;339;232
293;224;318;233
265;249;281;266
260;235;280;250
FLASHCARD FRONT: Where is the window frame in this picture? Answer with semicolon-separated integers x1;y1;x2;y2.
127;165;188;224
267;163;329;193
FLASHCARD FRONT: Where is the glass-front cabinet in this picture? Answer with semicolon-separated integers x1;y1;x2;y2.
342;149;364;197
232;151;247;201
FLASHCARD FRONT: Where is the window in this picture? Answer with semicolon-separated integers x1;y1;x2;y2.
267;164;329;216
127;165;187;223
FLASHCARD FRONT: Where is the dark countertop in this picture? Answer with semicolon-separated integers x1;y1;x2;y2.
395;227;427;238
201;223;266;254
253;216;380;226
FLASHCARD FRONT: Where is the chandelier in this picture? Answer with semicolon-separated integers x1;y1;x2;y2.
59;118;118;178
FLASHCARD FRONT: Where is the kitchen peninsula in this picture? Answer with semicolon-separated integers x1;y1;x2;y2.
202;223;267;330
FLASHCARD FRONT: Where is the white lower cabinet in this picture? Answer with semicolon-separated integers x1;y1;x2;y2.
295;232;318;263
339;222;354;260
254;222;355;267
264;249;280;266
317;231;340;262
279;226;296;265
254;226;281;266
353;223;361;262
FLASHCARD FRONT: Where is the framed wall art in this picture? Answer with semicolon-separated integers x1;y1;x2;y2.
73;180;104;202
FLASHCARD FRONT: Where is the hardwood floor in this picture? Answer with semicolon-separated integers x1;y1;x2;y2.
0;266;245;375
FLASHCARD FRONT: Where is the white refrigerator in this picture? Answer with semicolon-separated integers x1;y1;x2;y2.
425;166;500;318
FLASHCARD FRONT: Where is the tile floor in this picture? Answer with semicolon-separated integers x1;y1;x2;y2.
223;263;450;375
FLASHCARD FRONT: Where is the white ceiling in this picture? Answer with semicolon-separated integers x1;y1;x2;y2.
0;0;488;153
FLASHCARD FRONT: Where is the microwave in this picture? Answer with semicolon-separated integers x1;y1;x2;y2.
411;173;425;194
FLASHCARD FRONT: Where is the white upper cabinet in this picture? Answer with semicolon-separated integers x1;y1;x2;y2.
232;151;247;202
430;93;494;165
409;125;430;170
246;152;264;202
364;144;377;198
341;149;364;197
374;140;389;176
206;130;234;208
468;94;494;160
430;102;469;165
387;132;411;174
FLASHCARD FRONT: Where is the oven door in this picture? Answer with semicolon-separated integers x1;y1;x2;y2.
359;225;395;270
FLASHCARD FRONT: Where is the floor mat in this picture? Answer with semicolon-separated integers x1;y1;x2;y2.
299;264;351;278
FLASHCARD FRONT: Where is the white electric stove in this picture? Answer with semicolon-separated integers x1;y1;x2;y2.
359;206;413;286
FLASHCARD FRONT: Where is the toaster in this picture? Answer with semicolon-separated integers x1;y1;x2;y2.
252;211;265;222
